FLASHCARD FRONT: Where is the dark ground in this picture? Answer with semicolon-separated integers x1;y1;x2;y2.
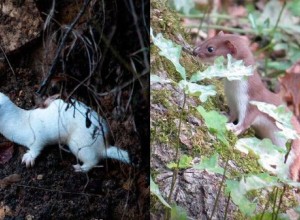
0;0;149;219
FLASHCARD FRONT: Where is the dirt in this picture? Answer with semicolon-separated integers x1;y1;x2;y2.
0;0;149;219
0;68;147;219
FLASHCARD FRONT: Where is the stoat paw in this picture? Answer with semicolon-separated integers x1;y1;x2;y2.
226;123;243;136
73;164;82;172
226;123;235;131
73;164;93;173
73;164;90;172
22;152;36;167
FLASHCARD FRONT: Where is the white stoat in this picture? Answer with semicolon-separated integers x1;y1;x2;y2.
0;92;130;172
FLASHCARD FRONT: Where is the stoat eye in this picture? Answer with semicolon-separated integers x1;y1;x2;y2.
207;46;214;53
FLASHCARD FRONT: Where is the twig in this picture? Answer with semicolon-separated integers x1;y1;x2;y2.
274;185;287;220
128;0;149;72
270;0;286;38
100;33;141;81
272;187;279;220
0;45;15;76
97;71;148;97
260;187;274;220
186;24;257;34
165;93;187;219
37;0;92;96
224;193;231;220
15;183;103;197
209;157;229;220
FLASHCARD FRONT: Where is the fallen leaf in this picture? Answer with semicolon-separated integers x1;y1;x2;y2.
0;202;12;219
0;142;14;164
0;174;21;189
227;5;247;17
122;179;132;191
279;60;300;117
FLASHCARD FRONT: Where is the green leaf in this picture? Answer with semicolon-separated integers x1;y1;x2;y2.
251;212;290;220
294;206;300;214
287;0;300;17
150;28;186;80
168;0;195;15
196;106;229;146
178;80;216;102
226;179;257;216
167;154;193;169
226;173;281;216
170;205;188;220
267;61;291;71
236;137;300;186
248;13;257;32
150;176;171;209
150;74;172;84
288;44;300;63
235;137;288;177
190;54;254;82
193;153;225;175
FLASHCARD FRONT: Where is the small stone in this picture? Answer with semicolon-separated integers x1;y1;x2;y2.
37;175;43;180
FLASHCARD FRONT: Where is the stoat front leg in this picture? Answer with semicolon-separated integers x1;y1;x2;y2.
226;101;260;136
224;80;257;135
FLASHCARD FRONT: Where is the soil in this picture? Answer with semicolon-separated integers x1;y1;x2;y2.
0;0;149;219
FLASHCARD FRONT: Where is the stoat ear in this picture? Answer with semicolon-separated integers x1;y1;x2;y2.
218;31;224;36
224;40;237;54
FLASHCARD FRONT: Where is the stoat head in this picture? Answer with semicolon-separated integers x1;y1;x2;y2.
193;31;254;65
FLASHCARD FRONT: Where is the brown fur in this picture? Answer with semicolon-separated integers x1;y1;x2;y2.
194;31;300;181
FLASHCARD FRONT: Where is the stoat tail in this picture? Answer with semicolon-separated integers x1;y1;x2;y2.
105;146;130;164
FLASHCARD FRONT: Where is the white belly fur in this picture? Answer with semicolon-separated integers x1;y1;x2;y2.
224;79;249;124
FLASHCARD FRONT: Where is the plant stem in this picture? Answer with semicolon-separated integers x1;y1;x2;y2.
270;0;286;38
36;0;91;96
257;0;286;54
186;24;257;34
209;155;229;220
165;92;187;219
180;13;249;24
272;187;279;220
260;187;274;220
224;193;231;220
274;185;287;220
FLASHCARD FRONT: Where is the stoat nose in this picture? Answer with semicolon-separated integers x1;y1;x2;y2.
193;47;200;56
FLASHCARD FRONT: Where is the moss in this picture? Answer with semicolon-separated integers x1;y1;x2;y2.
151;0;188;42
151;89;172;108
151;0;298;218
151;117;177;144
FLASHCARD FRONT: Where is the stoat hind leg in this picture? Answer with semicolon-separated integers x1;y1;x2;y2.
287;150;300;181
288;138;300;182
289;156;300;182
71;145;99;172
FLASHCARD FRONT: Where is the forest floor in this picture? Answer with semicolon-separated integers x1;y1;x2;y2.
0;0;149;219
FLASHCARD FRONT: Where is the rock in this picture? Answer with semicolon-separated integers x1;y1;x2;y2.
156;169;237;219
0;0;42;55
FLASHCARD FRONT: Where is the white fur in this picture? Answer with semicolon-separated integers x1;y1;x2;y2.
224;79;249;134
0;93;130;172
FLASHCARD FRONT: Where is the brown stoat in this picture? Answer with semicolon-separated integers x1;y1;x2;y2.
193;31;300;181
